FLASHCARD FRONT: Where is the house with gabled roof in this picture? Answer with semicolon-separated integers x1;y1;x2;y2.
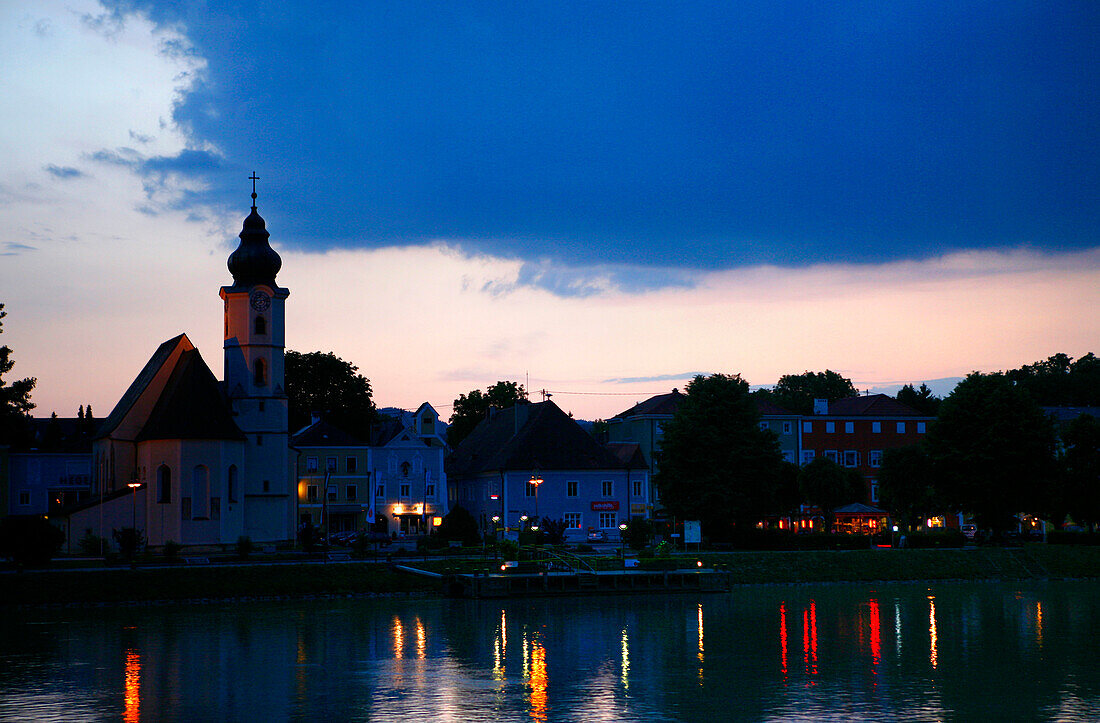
447;400;647;540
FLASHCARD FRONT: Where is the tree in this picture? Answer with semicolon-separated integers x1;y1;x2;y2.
878;446;937;531
896;384;941;416
1060;414;1100;530
0;516;64;568
1005;352;1100;406
0;303;36;445
285;350;378;439
925;372;1058;536
448;380;529;447
112;526;146;562
797;457;864;532
654;373;785;538
538;516;568;545
437;505;481;545
755;370;857;415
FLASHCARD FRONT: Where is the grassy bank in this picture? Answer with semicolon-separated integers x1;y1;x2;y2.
4;545;1097;607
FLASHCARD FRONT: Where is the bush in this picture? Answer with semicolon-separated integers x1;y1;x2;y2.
623;518;654;551
162;540;181;561
903;530;966;548
77;528;108;557
1046;530;1100;545
112;527;146;560
437;505;481;545
236;536;254;559
654;541;673;558
497;539;519;560
298;521;320;553
0;516;66;567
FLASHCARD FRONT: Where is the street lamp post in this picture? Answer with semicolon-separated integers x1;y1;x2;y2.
529;471;543;521
618;522;628;560
127;481;141;529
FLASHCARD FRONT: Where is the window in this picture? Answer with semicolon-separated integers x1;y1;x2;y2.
870;479;879;504
306;457;318;473
599;512;617;529
327;457;337;473
227;465;238;503
401;461;411;477
759;421;769;431
825;422;835;433
869;450;883;468
307;485;319;502
917;422;927;434
156;465;172;503
601;480;613;497
375;484;385;498
257;434;263;446
824;450;838;463
783;421;792;435
262;479;270;492
872;422;882;433
254;315;266;335
632;479;642;497
253;358;266;385
843;451;860;468
400;483;410;498
421;416;434;434
327;485;337;502
783;451;796;464
181;497;191;519
803;421;813;433
346;457;357;473
896;422;906;434
564;512;582;529
845;422;854;433
18;491;29;506
346;484;357;501
192;466;210;519
525;480;537;497
567;480;578;497
801;450;815;465
426;483;435;498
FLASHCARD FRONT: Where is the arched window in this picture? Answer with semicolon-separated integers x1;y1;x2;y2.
253;358;266;386
156;465;172;503
254;315;266;335
192;465;210;519
227;465;238;503
401;461;411;477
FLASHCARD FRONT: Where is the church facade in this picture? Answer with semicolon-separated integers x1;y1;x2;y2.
66;194;296;550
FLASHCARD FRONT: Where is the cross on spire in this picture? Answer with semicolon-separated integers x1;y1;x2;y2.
249;172;259;208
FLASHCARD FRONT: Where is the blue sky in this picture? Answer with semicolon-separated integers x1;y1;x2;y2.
101;0;1099;277
2;1;1098;420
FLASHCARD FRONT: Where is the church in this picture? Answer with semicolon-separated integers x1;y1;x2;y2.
65;186;296;549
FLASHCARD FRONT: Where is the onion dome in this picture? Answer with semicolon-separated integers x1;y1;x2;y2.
227;191;281;287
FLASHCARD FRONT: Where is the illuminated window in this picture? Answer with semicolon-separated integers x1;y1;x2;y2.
869;450;882;468
564;512;582;529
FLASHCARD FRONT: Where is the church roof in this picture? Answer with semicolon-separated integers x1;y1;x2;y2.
135;348;245;442
447;401;625;476
96;334;191;439
227;203;282;287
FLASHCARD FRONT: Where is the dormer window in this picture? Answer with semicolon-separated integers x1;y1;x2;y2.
254;315;266;335
421;415;434;434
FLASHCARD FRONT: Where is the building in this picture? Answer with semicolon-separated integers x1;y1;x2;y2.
4;417;92;520
64;193;296;550
291;404;448;537
799;395;933;508
446;400;648;541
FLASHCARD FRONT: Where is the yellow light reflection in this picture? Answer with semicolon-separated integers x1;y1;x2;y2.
123;649;140;723
928;595;938;669
1036;601;1043;649
415;617;426;659
501;610;507;652
697;603;705;685
393;616;404;659
621;628;630;690
895;600;902;657
528;639;548;723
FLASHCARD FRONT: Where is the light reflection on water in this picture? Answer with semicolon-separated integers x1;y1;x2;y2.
0;581;1098;721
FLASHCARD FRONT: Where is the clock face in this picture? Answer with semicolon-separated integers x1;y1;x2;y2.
249;290;270;311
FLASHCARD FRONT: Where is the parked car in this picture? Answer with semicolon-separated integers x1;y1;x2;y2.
587;530;608;542
962;524;977;540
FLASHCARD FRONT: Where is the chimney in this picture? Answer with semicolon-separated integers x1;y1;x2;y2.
813;399;829;416
311;411;321;425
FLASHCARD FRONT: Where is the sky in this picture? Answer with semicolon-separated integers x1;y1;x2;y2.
1;0;1098;422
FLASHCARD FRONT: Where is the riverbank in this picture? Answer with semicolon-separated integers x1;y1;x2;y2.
3;545;1097;606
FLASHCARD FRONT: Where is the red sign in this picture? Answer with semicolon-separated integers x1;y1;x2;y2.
591;501;620;511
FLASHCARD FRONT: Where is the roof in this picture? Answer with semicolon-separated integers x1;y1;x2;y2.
822;394;927;418
754;398;797;416
22;417;93;453
135;349;245;442
613;390;684;419
1043;407;1100;424
96;334;191;439
833;503;889;515
604;442;649;470
291;419;365;447
447;400;626;477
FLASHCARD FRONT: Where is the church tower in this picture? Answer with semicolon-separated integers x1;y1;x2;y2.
219;177;293;539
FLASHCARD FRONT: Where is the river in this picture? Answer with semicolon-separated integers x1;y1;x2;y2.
1;580;1097;721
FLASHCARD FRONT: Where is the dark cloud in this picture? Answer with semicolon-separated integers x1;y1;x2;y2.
128;130;153;144
603;372;710;385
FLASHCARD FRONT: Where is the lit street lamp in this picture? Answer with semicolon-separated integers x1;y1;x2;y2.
127;481;142;529
618;522;628;559
529;471;543;519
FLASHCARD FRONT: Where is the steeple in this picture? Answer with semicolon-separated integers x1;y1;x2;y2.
227;173;282;287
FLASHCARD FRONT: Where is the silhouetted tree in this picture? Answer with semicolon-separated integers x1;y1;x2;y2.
0;516;64;568
878;446;937;531
798;457;864;532
112;527;146;562
1060;414;1100;530
896;383;941;416
656;373;784;538
437;505;480;545
0;303;36;446
925;372;1058;536
538;517;568;545
1005;352;1100;406
285;350;378;439
448;381;529;447
754;370;857;415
